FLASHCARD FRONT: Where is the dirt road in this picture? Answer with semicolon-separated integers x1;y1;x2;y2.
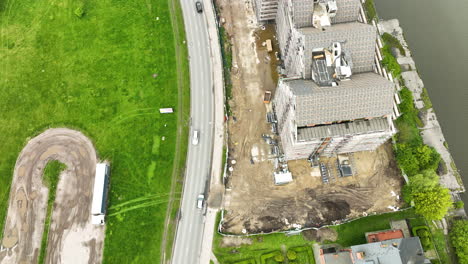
0;128;104;264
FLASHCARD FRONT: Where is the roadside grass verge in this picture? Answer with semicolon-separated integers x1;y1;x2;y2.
214;4;233;116
0;0;189;262
161;0;191;261
38;161;67;264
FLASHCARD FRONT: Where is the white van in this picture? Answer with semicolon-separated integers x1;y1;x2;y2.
196;194;204;209
192;130;199;145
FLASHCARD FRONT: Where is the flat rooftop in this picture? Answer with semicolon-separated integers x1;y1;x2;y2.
287;72;394;126
366;229;404;243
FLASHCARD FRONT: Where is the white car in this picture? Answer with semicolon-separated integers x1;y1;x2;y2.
192;130;199;145
196;194;204;209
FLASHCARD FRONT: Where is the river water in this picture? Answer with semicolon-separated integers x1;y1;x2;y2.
374;0;468;208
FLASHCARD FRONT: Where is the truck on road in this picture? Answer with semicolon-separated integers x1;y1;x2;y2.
91;163;110;225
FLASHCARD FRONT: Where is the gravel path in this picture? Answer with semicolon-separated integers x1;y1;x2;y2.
0;128;105;264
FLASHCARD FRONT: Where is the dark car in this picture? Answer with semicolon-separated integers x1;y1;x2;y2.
195;1;203;13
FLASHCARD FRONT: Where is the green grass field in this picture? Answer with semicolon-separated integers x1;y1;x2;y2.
0;0;189;262
39;161;67;264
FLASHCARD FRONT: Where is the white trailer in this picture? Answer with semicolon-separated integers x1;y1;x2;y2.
91;163;110;225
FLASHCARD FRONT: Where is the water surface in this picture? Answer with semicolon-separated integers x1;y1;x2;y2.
374;0;468;207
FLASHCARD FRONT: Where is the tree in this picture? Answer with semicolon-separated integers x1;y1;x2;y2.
403;170;439;203
411;170;439;190
396;144;420;176
415;145;440;172
412;185;452;220
450;220;468;264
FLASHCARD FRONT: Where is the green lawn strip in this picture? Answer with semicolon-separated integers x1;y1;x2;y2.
330;209;417;247
430;224;452;264
161;0;191;261
213;227;315;263
38;160;67;264
0;0;186;262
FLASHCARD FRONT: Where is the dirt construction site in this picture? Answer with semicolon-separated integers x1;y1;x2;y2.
0;128;104;264
217;0;404;234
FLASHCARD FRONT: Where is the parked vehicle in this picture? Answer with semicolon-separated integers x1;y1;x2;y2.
195;1;203;13
91;163;110;225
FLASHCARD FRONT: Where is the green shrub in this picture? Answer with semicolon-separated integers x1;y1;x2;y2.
413;225;433;250
287;250;297;260
454;201;464;209
382;33;406;56
412;225;430;237
364;0;377;21
274;252;284;262
421;88;433;110
420;236;432;250
396;143;441;176
450;220;468;264
417;229;430;238
437;160;448;176
74;2;85;18
218;25;233;115
396;88;424;144
381;45;401;77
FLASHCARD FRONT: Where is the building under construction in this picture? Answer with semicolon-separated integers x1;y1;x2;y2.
267;0;399;160
253;0;279;21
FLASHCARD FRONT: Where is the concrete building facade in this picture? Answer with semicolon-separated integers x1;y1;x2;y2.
253;0;279;21
275;74;396;160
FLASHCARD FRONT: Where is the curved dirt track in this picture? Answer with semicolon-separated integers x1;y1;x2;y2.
0;128;105;264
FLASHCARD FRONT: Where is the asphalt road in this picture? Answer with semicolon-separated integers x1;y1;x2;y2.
172;1;213;263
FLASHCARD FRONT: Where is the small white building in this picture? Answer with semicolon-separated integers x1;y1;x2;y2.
274;171;293;185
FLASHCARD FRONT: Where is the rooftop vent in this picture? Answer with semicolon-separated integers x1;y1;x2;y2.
312;0;337;28
311;42;353;86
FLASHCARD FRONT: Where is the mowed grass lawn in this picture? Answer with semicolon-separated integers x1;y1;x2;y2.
0;0;189;262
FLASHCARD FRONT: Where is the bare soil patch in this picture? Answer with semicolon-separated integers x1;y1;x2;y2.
218;0;404;235
221;237;253;248
0;128;104;264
